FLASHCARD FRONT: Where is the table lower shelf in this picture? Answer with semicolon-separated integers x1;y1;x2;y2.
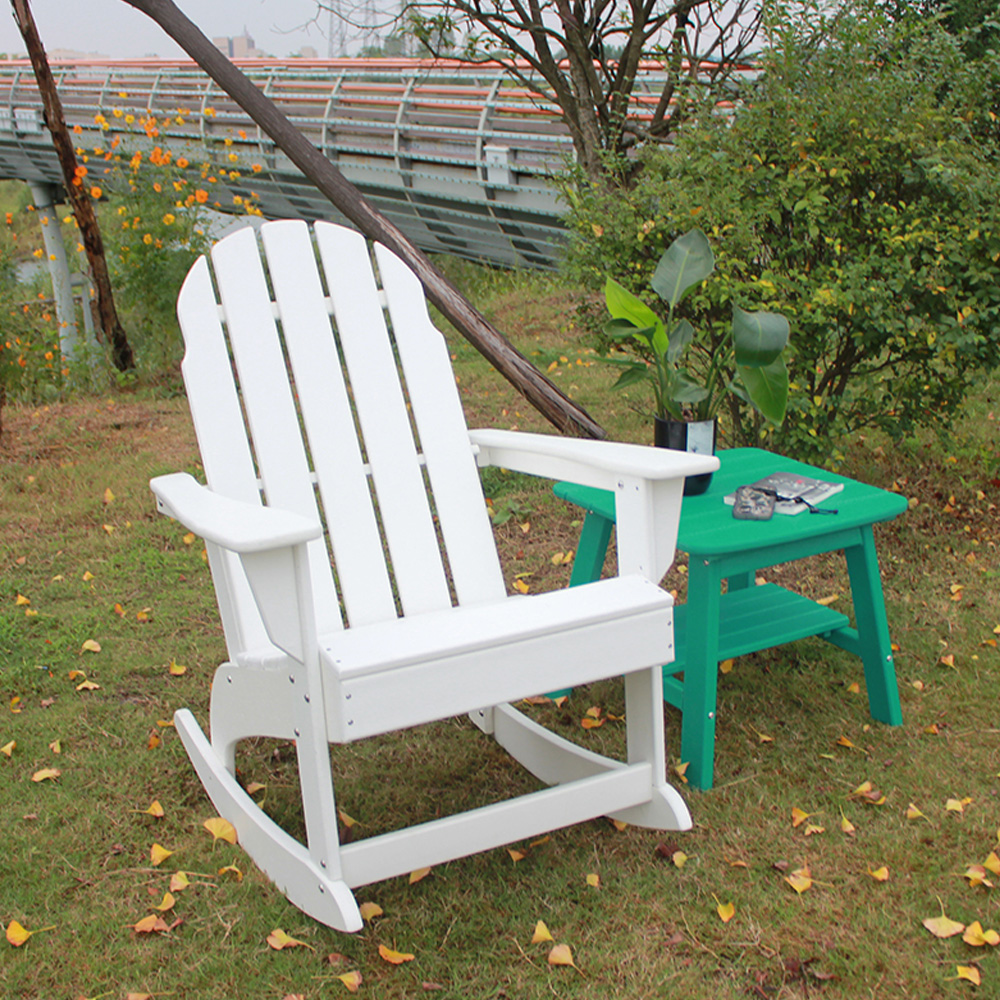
663;584;850;709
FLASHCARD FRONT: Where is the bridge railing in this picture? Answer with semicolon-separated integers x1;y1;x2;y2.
0;58;750;267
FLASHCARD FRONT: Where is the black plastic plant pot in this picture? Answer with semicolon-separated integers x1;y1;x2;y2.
654;417;716;496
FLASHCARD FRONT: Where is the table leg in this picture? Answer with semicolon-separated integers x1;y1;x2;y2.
568;512;614;588
678;556;725;790
547;511;614;699
843;527;903;725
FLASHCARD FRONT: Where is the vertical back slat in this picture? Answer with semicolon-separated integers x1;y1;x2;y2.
177;257;271;657
211;227;341;634
260;221;397;627
375;244;506;607
314;222;452;617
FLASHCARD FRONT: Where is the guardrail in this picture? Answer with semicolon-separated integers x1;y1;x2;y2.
0;58;748;268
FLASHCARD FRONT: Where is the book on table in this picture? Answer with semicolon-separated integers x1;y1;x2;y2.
723;471;844;515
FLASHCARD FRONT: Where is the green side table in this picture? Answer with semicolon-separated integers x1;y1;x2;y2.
554;447;906;791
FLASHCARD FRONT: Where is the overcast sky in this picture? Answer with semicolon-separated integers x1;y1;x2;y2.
0;0;346;59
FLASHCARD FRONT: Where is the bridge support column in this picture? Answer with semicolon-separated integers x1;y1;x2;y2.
29;181;81;363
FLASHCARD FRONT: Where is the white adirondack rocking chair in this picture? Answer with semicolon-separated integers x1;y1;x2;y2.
150;220;718;932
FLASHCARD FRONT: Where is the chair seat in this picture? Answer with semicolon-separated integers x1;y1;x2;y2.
326;575;671;676
324;576;675;740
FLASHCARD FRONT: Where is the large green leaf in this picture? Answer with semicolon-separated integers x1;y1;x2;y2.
605;277;665;338
611;363;651;390
667;319;695;362
650;229;715;309
738;355;789;425
605;317;657;346
732;305;790;368
667;371;710;404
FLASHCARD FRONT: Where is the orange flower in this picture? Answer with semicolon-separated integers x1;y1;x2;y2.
251;163;262;173
4;213;11;225
73;124;82;134
194;189;208;204
143;233;153;245
176;156;189;169
74;164;87;178
162;213;175;225
90;186;102;199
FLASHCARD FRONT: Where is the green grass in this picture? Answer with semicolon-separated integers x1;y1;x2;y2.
1;274;999;999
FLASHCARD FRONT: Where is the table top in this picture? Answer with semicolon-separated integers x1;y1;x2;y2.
555;447;907;558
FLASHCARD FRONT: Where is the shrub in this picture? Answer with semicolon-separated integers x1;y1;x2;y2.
562;2;1000;461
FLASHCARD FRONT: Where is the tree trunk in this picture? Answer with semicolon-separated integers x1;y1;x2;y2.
11;0;135;372
122;0;605;439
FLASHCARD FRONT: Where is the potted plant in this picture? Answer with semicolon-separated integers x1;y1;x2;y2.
604;228;790;494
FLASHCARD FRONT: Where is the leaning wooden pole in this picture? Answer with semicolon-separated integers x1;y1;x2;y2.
122;0;604;438
11;0;135;372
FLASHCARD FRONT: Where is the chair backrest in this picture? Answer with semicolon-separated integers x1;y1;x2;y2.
177;220;506;660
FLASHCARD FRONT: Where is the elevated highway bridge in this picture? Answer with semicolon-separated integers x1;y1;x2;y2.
0;57;740;269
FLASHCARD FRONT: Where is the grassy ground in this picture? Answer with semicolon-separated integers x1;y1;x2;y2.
1;266;999;999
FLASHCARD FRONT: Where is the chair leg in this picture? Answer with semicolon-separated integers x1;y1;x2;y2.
175;709;363;931
609;665;691;830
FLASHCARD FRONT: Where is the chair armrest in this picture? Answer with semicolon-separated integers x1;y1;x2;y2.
469;429;716;582
150;473;322;553
468;428;718;492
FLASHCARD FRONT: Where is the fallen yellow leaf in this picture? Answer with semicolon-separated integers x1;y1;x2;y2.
169;872;190;892
267;928;314;951
963;921;1000;947
719;658;734;674
409;866;431;884
203;817;237;845
103;488;115;504
791;807;811;828
338;809;357;828
14;593;30;606
168;660;187;676
1;740;14;757
531;920;554;944
716;900;736;923
984;851;1000;877
132;914;169;934
547;943;576;967
906;803;926;821
672;850;687;869
586;873;600;888
785;867;814;894
337;971;363;993
149;843;173;866
6;920;55;946
358;902;383;922
82;570;95;582
153;891;175;912
141;800;165;818
868;866;889;882
923;912;965;939
840;814;857;836
79;639;101;654
31;768;61;782
508;848;526;862
956;965;982;985
217;864;243;880
378;944;415;964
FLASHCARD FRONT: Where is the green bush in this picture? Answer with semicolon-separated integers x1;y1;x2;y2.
562;2;1000;462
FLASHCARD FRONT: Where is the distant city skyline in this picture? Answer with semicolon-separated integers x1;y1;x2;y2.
0;0;375;60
